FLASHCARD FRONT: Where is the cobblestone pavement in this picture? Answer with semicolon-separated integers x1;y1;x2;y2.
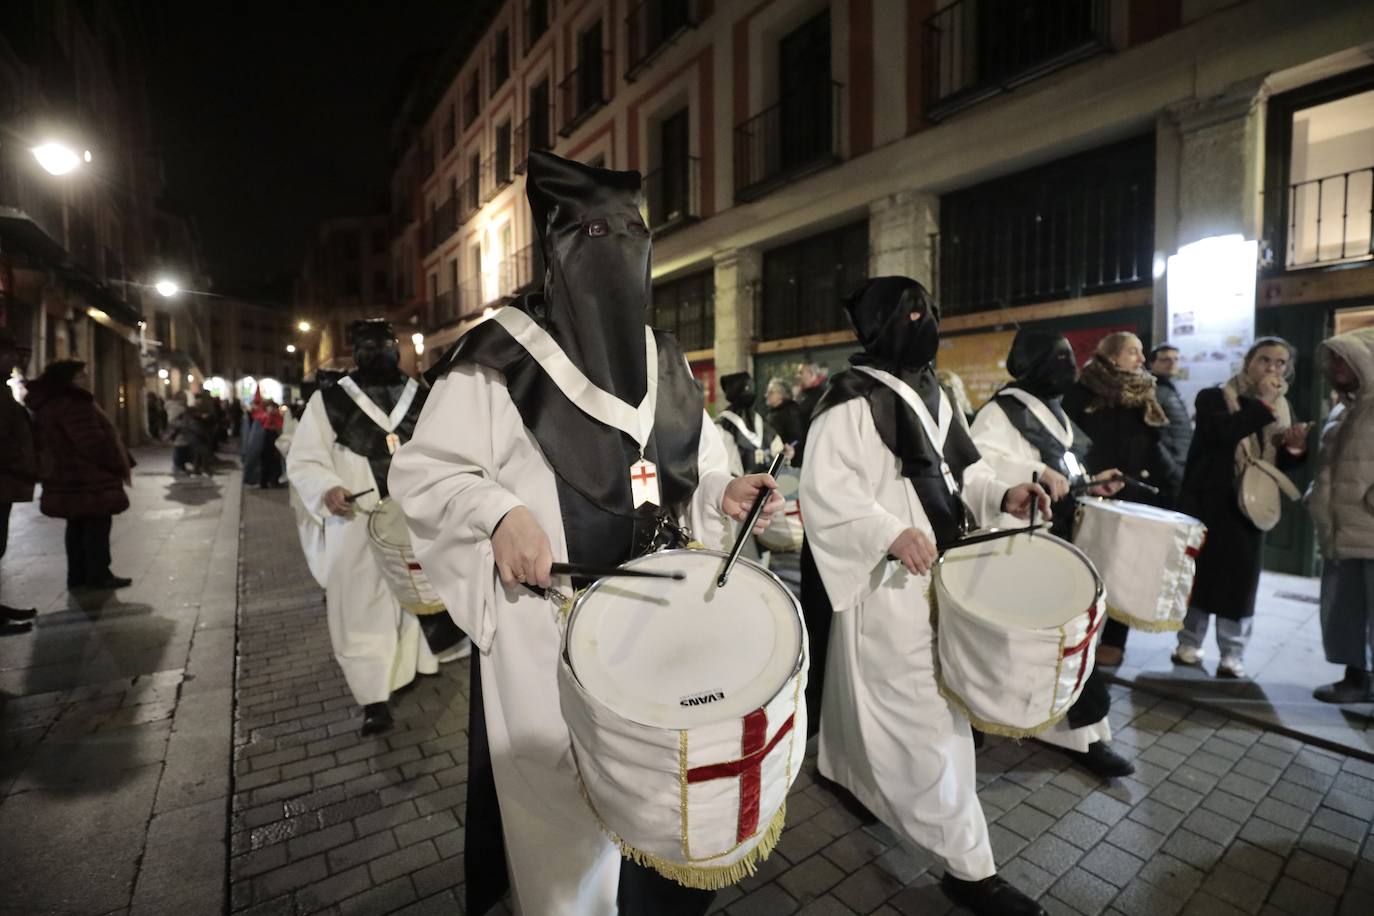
229;486;1374;916
0;446;239;916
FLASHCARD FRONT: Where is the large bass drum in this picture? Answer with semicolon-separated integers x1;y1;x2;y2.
935;531;1105;738
366;498;467;659
558;548;808;890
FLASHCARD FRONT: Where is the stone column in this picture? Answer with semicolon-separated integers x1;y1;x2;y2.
868;190;939;288
1154;78;1267;340
711;247;762;377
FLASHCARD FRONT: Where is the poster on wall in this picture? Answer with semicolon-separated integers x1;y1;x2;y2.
1166;235;1258;419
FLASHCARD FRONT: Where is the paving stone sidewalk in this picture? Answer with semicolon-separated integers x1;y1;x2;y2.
0;446;239;916
230;486;1374;916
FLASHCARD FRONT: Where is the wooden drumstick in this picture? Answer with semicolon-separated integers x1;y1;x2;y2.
1028;471;1039;536
717;452;786;589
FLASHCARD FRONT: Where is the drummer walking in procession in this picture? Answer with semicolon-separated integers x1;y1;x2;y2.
286;320;463;735
970;328;1131;778
799;277;1051;916
389;151;783;916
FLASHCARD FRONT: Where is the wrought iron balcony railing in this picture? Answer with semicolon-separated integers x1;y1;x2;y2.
625;0;699;81
644;156;700;234
514;112;554;174
923;0;1110;122
482;153;514;203
458;178;480;222
559;51;613;137
511;243;546;293
734;80;843;202
1286;167;1374;269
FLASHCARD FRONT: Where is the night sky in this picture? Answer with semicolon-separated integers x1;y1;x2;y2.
140;2;471;300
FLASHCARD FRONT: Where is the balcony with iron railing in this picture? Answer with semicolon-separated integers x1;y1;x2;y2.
1285;166;1374;269
524;0;551;52
734;80;843;202
458;178;480;223
511;243;546;292
559;52;613;137
514;112;554;174
482;152;514;203
923;0;1111;122
625;0;700;81
644;156;700;235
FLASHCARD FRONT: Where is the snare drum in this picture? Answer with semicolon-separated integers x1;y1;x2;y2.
755;465;803;553
935;532;1104;738
558;548;808;889
1073;498;1207;632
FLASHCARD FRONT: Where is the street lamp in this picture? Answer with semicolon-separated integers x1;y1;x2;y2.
297;320;311;332
154;278;179;298
285;344;297;354
30;141;90;176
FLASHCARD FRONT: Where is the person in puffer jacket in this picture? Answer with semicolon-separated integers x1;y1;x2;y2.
1309;327;1374;703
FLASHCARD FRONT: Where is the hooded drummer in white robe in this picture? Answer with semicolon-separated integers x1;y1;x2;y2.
287;321;440;735
970;329;1133;778
389;151;783;916
800;277;1051;916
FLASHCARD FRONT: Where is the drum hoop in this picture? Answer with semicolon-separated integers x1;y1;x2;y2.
933;530;1105;619
1074;495;1200;528
366;498;412;551
563;547;806;681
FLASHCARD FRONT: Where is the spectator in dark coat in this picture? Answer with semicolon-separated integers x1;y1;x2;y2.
1148;344;1192;505
765;377;804;463
791;362;829;466
1063;331;1172;667
1173;338;1310;679
1;335;39;630
26;360;133;590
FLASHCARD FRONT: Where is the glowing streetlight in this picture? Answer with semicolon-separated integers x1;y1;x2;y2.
285;344;297;354
154;279;179;298
297;320;311;332
158;368;170;380
31;142;85;176
412;332;425;356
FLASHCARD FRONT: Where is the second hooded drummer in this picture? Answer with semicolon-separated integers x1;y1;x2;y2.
800;276;1051;916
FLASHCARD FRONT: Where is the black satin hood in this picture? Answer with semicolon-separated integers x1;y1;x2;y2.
527;150;651;404
720;372;757;415
1007;328;1077;399
350;319;406;384
845;276;941;373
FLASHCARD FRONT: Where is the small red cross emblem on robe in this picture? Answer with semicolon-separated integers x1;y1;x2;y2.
630;458;660;507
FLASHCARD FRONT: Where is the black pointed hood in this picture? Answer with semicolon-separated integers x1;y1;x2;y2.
1006;328;1077;400
525;150;651;403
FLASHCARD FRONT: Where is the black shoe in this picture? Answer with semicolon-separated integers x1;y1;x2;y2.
1313;667;1373;704
360;703;393;736
0;604;37;622
941;873;1047;916
86;576;133;590
1068;741;1136;779
1;620;33;637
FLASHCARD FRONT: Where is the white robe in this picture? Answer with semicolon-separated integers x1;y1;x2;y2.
799;395;1009;881
388;362;735;916
286;393;436;706
969;398;1111;754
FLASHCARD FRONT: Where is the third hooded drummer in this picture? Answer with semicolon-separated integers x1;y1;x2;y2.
799;276;1051;916
970;328;1132;778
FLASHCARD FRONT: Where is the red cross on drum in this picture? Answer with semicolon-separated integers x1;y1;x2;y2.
557;548;809;890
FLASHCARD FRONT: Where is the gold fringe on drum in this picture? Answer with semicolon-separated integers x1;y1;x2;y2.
400;600;447;616
935;679;1073;740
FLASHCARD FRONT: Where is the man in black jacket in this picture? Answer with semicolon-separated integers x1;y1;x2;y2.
1149;344;1192;506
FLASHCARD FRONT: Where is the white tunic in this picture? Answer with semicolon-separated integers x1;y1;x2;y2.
799;395;1008;881
388;363;735;916
969;397;1111;753
286;393;436;706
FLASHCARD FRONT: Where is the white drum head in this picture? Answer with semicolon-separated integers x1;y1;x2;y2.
938;533;1099;630
565;549;803;730
367;498;411;550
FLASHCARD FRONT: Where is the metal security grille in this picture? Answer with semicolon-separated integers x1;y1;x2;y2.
652;268;714;352
760;219;868;341
938;135;1154;316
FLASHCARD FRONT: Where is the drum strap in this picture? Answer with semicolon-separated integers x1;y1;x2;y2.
492;307;659;453
338;377;418;434
853;365;958;494
717;410;763;450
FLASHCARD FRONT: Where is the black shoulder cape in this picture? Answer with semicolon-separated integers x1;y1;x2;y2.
321;379;428;499
432;299;703;569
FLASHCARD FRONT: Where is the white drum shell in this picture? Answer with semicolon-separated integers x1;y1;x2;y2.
935;533;1104;738
558;550;808;887
1073;498;1206;632
366;499;446;615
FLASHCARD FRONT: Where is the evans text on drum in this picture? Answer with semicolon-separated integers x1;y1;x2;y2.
934;531;1105;738
558;548;808;889
1073;497;1206;632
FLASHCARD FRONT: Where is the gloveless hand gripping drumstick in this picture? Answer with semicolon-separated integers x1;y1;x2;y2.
717;452;787;589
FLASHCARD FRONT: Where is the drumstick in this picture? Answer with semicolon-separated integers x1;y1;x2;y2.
717;452;787;589
1067;473;1160;497
344;488;375;503
549;563;685;581
884;524;1048;563
1028;471;1039;537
